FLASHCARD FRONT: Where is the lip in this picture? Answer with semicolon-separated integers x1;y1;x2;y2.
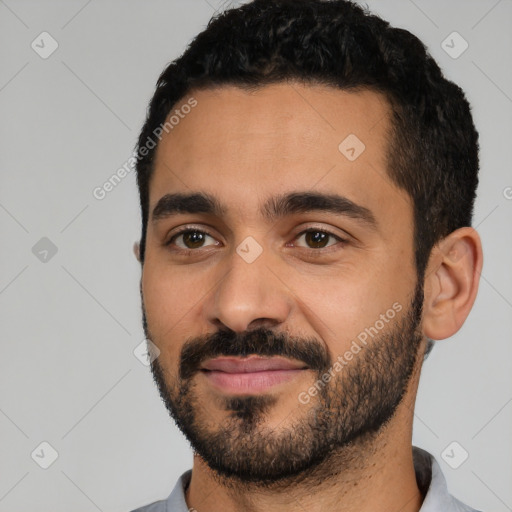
201;355;308;373
200;356;309;394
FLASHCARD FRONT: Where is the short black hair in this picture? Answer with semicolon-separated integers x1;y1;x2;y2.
135;0;479;286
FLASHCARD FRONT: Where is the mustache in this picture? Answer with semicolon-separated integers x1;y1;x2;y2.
179;327;331;380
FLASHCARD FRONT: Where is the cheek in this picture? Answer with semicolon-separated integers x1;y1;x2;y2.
300;281;363;341
278;268;373;359
142;263;202;344
295;261;413;355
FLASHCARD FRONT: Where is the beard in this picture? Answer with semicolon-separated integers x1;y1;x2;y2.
141;278;425;490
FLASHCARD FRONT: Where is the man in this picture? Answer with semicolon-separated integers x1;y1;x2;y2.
130;0;483;510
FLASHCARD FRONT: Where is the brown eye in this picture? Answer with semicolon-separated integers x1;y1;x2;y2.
303;230;330;248
181;231;207;249
296;229;345;250
167;229;217;250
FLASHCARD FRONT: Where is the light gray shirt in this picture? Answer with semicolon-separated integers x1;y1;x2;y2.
129;446;482;512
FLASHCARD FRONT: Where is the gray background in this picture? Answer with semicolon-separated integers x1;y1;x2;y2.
0;0;511;511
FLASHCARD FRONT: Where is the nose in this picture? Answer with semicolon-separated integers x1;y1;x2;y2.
206;245;293;333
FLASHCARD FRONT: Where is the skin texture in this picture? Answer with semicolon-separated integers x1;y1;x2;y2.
135;83;483;512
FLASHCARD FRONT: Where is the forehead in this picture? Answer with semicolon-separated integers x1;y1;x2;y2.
149;82;411;228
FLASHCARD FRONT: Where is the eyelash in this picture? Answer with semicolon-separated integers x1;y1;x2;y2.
165;226;349;255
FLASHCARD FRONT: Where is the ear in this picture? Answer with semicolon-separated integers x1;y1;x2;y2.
133;241;141;263
422;227;483;340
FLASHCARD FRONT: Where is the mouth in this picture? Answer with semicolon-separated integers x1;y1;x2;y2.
200;356;309;394
201;355;309;373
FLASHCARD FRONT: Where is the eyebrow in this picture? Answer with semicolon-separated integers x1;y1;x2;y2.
151;191;378;231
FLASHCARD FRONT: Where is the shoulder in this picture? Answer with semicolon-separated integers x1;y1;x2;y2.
413;446;484;512
128;499;167;512
128;469;192;512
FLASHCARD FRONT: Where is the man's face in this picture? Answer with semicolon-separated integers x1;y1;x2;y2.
141;83;425;484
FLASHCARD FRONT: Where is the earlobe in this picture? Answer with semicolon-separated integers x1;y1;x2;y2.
133;241;141;263
422;227;483;340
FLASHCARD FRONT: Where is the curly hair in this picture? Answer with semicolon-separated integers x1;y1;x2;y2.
134;0;479;289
